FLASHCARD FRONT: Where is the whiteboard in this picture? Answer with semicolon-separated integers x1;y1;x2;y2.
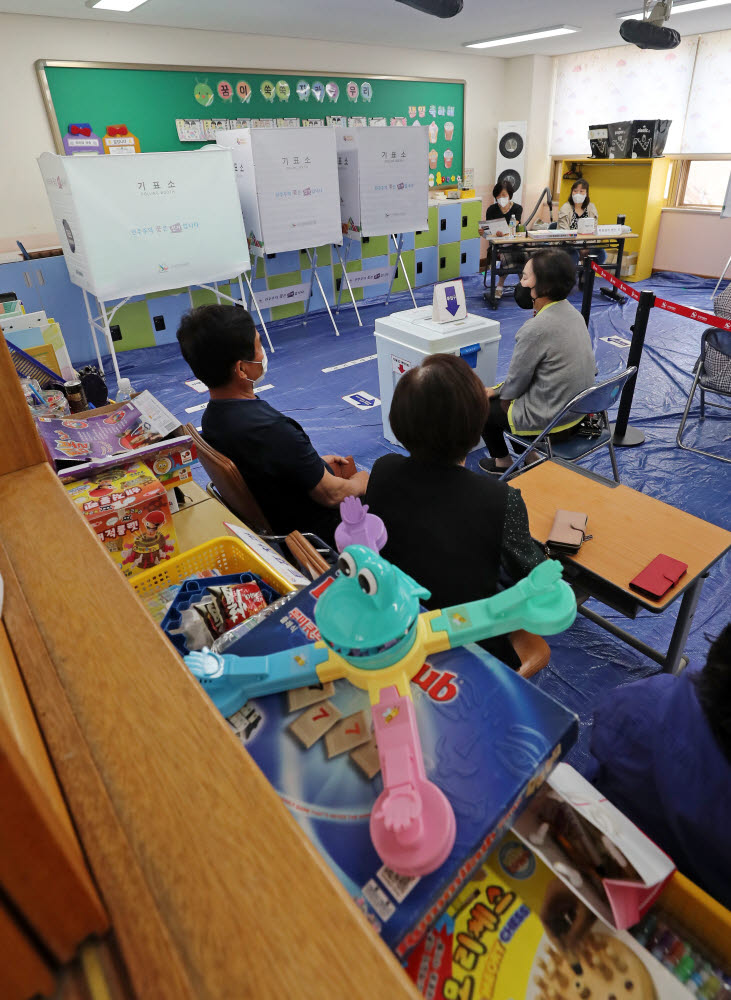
38;149;251;300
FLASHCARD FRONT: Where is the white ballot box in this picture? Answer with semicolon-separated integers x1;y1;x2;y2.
374;306;500;446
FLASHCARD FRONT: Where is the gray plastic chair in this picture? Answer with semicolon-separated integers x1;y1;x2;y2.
498;367;637;483
676;328;731;465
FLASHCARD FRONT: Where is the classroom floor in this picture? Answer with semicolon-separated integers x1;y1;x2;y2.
100;268;731;775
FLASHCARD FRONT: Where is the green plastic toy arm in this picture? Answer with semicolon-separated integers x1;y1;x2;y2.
429;561;577;648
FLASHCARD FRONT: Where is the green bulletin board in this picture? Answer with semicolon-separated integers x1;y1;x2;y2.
38;62;465;188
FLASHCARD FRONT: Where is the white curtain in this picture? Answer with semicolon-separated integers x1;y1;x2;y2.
681;29;731;153
551;36;698;156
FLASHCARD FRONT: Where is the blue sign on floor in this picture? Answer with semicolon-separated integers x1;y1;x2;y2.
343;390;380;409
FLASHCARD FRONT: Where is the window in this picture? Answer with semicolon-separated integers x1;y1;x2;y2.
682;160;731;208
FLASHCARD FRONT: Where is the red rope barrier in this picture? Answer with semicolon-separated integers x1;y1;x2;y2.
591;262;731;331
591;262;640;300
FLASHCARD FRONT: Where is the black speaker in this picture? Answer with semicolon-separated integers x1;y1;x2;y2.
394;0;463;15
619;18;681;50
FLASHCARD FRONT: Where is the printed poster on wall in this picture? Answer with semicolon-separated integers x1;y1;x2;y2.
217;127;341;255
38;150;250;300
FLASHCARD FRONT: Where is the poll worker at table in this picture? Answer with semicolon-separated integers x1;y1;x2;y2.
484;180;526;300
479;249;596;475
588;624;731;910
365;353;545;669
177;305;367;546
557;179;605;267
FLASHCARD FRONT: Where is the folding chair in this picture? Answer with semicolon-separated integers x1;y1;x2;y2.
676;328;731;465
498;367;637;483
185;423;334;570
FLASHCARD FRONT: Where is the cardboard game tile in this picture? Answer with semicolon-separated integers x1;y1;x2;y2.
286;682;336;713
349;735;381;779
325;710;371;759
288;701;342;749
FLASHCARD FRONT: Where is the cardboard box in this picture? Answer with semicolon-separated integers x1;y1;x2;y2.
218;574;578;957
64;460;178;577
405;832;697;1000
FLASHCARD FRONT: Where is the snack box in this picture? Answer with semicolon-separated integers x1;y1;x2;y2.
218;573;578;957
64;460;178;578
404;832;698;1000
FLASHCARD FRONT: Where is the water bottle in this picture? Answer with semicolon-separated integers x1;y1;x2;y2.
115;377;133;403
509;215;516;239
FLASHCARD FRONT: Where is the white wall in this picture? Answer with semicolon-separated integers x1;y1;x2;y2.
503;55;555;223
0;12;505;251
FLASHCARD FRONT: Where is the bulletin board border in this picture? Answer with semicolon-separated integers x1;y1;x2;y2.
36;59;466;178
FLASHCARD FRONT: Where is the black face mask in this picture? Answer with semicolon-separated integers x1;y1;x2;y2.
514;283;535;310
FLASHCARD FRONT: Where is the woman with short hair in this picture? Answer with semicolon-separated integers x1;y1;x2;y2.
479;248;597;475
485;179;526;300
365;353;544;669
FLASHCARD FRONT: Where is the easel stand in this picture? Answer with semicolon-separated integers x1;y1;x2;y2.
82;273;273;384
303;248;342;337
332;242;363;327
385;233;417;310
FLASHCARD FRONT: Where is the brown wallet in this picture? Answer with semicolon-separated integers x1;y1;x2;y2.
546;510;591;554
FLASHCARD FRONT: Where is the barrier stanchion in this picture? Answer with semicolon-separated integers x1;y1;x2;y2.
611;288;655;447
581;254;597;326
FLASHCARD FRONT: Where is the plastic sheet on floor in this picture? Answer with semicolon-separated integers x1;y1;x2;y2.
81;269;730;777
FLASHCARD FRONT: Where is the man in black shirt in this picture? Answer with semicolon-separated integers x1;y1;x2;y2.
177;305;368;546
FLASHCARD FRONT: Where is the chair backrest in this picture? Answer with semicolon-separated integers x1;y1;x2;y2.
185;423;272;533
700;328;731;393
551;367;638;422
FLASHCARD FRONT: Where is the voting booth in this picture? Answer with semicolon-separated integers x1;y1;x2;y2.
337;127;429;239
374;306;501;446
216;127;342;255
38;149;252;375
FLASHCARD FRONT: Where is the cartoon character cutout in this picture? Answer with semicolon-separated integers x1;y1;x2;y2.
122;510;174;571
194;81;214;107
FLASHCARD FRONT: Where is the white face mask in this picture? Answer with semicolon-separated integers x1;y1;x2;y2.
573;191;587;204
247;351;268;386
497;197;510;208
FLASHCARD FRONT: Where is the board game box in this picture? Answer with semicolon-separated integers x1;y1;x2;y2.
219;573;579;956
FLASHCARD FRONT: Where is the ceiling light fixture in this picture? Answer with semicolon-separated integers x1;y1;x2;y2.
617;0;730;19
464;26;579;49
86;0;150;11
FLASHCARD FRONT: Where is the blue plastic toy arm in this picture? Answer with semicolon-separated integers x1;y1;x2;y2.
185;642;334;716
429;561;577;648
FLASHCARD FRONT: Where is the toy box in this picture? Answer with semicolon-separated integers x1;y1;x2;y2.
404;832;698;1000
64;461;178;577
141;439;196;490
218;574;578;957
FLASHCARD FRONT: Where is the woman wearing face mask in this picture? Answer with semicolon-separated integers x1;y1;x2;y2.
478;249;596;475
484;180;526;300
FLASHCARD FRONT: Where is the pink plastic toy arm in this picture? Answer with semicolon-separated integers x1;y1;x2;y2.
369;685;456;876
335;497;387;554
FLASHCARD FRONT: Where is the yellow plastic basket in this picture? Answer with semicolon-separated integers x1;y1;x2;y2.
131;536;296;603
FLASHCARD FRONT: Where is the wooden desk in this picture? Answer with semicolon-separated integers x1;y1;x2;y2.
510;460;731;673
173;485;241;553
479;231;639;309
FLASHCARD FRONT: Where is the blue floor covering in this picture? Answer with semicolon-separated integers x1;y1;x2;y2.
91;268;730;775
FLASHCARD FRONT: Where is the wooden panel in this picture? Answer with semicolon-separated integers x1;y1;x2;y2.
0;705;108;962
511;461;731;610
0;332;47;476
0;899;56;1000
0;464;418;1000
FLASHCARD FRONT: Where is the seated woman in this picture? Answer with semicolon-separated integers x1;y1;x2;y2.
479;248;596;475
557;178;605;268
485;180;527;300
365;354;545;669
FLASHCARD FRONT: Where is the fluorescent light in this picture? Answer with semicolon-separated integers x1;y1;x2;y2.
464;25;579;49
86;0;150;11
617;0;731;19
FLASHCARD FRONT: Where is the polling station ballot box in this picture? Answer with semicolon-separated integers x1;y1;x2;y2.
374;307;500;446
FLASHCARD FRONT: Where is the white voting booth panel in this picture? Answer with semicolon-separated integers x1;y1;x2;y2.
217;128;342;255
38;150;250;300
337;127;429;238
374;307;500;447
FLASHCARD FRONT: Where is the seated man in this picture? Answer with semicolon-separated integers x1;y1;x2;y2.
177;305;368;546
588;624;731;908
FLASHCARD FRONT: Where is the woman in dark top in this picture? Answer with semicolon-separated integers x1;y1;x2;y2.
485;180;526;300
365;354;545;669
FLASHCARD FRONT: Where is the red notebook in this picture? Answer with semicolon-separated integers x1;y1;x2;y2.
629;554;688;600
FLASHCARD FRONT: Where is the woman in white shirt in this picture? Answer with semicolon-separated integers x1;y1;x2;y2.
557;179;605;269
